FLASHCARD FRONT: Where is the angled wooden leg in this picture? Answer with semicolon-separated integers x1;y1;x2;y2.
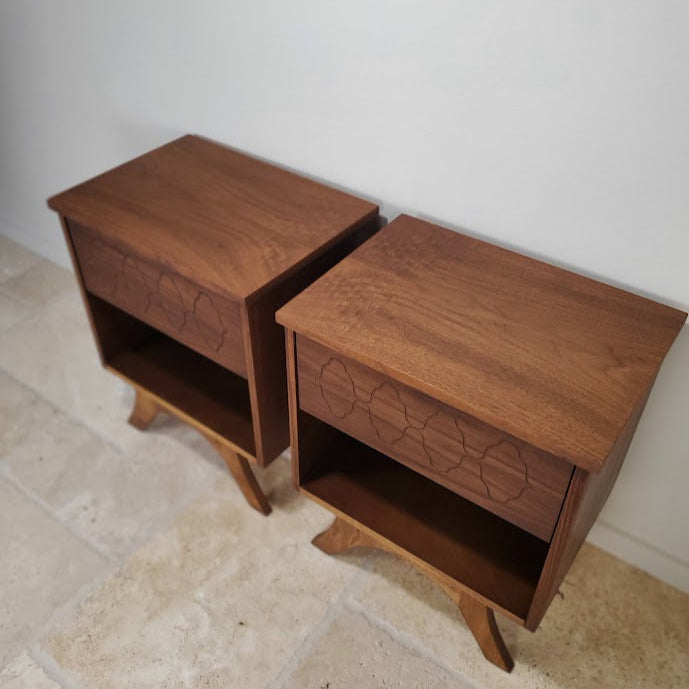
455;594;514;672
128;389;161;430
313;517;514;672
312;517;380;554
213;442;272;516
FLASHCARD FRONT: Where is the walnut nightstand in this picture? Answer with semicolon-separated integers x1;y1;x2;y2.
277;214;686;670
48;134;378;515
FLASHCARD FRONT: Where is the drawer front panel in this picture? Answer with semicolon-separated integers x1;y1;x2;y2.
297;336;572;541
70;221;247;377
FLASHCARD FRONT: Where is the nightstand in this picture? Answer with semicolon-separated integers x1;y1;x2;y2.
47;134;379;515
277;214;686;669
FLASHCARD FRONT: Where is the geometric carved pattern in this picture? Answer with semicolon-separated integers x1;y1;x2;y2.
81;233;229;352
71;222;246;377
316;357;533;505
298;335;574;541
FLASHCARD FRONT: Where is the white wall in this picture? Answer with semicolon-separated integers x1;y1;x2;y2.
1;1;687;591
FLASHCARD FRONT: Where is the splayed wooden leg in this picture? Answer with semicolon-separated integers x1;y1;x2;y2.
312;517;514;672
434;577;513;672
126;387;271;516
454;593;514;672
311;517;380;554
213;442;272;516
128;388;161;430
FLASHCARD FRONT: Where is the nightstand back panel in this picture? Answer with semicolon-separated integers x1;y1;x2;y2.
70;220;247;377
297;336;573;541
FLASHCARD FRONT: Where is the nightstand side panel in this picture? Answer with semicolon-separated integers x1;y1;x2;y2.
525;385;653;630
247;217;381;465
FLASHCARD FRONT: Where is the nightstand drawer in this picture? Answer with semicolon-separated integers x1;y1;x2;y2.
296;336;573;541
69;220;247;377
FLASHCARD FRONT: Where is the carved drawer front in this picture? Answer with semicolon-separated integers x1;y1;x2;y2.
297;336;573;541
69;221;247;377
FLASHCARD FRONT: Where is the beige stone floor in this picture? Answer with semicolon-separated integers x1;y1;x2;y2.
1;234;688;689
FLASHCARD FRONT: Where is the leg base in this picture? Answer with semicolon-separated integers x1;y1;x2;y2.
312;516;514;672
126;387;271;516
211;440;272;516
456;593;514;672
128;389;160;430
312;516;379;554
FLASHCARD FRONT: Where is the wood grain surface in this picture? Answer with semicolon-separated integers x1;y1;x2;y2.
242;218;380;464
297;335;572;541
278;214;687;473
48;134;378;300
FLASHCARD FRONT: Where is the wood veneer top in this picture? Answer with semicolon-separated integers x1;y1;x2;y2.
278;215;687;473
48;135;378;300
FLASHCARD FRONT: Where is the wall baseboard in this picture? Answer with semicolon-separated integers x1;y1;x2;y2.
0;214;71;270
588;520;689;594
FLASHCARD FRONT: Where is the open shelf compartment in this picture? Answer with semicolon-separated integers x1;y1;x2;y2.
299;414;548;622
87;293;255;456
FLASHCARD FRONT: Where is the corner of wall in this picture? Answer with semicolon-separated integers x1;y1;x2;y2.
0;214;72;270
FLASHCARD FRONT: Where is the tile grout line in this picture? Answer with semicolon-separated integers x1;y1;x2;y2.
0;344;256;568
10;482;247;689
0;289;36;334
0;328;249;527
2;520;123;689
0;281;74;312
0;351;231;472
0;423;227;570
264;551;380;689
0;350;242;478
28;643;91;689
0;468;118;565
343;595;483;689
0;362;134;457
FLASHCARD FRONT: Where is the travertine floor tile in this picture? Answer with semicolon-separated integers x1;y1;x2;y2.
0;295;29;333
282;608;463;689
349;543;689;689
0;261;76;308
4;407;223;561
0;652;60;689
0;237;41;283
42;286;90;330
0;372;55;457
44;464;367;689
0;300;143;449
0;479;109;666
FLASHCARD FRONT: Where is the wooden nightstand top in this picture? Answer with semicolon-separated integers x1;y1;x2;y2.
277;214;686;472
48;135;378;300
